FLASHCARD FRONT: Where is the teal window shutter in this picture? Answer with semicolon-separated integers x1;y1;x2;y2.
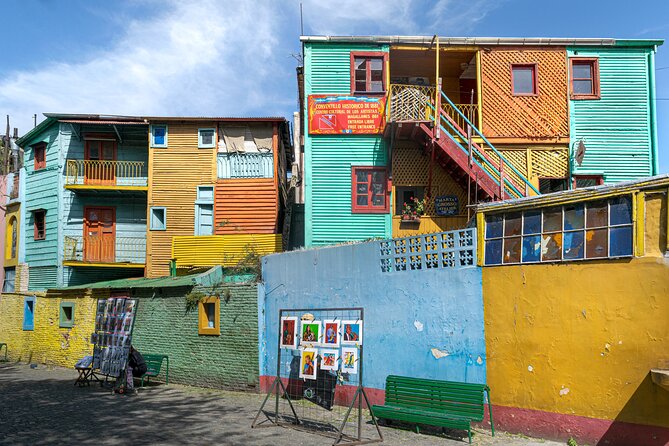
23;297;35;331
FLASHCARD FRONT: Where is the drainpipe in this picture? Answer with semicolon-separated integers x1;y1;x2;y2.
648;49;659;176
169;259;176;277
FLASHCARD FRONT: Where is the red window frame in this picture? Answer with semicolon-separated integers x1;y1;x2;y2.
572;175;604;189
33;210;46;241
570;58;600;100
510;64;538;96
33;143;46;170
350;52;388;95
351;167;389;213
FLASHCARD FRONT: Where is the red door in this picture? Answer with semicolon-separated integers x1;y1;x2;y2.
85;138;116;185
84;207;115;263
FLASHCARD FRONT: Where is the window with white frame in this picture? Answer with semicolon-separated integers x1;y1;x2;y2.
150;125;168;148
198;128;216;148
484;196;633;265
150;207;166;230
195;186;214;236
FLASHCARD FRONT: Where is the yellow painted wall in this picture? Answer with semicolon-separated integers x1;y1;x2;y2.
0;291;97;367
147;122;217;277
172;234;282;268
482;191;669;427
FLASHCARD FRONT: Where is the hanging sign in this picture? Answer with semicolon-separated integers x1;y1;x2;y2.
308;95;386;135
434;195;459;216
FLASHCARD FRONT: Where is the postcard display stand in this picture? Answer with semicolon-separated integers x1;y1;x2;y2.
252;307;383;445
91;297;139;380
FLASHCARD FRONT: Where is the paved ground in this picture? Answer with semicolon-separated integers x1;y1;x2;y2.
0;363;562;446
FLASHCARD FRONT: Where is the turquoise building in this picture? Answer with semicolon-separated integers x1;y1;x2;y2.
16;114;148;290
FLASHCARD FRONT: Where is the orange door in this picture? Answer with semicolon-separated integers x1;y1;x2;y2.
85;139;116;185
84;207;115;263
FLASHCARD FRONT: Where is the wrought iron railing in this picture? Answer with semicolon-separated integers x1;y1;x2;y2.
65;159;147;187
63;235;146;264
388;84;436;122
217;152;274;179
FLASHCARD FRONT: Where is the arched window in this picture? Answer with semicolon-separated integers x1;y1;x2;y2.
5;216;17;260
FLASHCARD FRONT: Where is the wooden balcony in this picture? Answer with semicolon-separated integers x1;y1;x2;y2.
65;159;148;192
63;235;146;267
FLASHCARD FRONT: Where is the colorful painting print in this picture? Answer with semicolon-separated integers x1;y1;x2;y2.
280;316;298;349
320;349;339;371
300;320;321;345
322;320;340;347
341;347;358;374
341;320;363;345
299;348;318;380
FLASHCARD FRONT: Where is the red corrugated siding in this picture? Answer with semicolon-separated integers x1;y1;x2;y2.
215;179;278;234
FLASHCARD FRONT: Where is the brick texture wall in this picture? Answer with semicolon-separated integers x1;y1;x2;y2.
131;283;259;390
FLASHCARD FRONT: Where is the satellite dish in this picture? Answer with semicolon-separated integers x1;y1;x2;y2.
575;140;586;166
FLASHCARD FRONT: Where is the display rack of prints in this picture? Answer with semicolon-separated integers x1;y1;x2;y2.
252;307;382;445
91;297;138;378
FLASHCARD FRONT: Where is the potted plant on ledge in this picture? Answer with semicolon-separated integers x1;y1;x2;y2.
401;196;427;223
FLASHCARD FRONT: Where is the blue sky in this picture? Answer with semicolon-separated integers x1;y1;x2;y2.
1;0;668;171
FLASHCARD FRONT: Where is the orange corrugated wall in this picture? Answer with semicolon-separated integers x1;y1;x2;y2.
215;178;278;234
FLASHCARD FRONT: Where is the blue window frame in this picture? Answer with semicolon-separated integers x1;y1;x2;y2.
195;186;215;236
150;125;168;148
150;207;167;231
23;296;35;331
198;128;216;149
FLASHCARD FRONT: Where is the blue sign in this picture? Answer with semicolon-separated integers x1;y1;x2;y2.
434;195;459;216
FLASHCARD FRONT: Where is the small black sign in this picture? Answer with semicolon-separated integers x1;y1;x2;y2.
434;195;459;216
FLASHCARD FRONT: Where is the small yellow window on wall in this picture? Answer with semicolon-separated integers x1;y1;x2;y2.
198;297;220;336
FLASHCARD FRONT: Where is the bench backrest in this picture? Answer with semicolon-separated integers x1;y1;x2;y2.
384;375;488;422
143;354;167;374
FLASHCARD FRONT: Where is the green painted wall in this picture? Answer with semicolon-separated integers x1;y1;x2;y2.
568;46;657;183
304;42;391;247
131;283;259;389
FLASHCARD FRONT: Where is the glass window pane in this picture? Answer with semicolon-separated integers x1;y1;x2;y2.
371;70;383;82
371;194;385;207
573;80;593;95
205;303;216;328
572;62;592;79
563;231;585;260
504;212;522;237
200;130;214;145
542;233;563;261
371;171;385;184
503;237;521;264
356;195;368;206
610;226;632;257
356;170;368;182
355;58;366;70
484;239;502;265
564;205;584;230
610;196;632;225
355;81;367;91
370;81;383;92
153;127;165;145
486;215;503;239
523;211;541;235
522;235;541;262
543;208;562;232
370;58;382;71
586;228;608;258
356;183;368;195
586;201;608;228
512;66;535;94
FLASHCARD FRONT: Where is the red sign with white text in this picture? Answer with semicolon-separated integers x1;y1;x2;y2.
308;95;386;135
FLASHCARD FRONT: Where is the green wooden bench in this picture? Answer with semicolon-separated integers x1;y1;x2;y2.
372;375;494;443
0;343;7;362
140;354;169;387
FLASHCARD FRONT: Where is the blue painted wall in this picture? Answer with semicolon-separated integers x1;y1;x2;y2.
259;239;486;391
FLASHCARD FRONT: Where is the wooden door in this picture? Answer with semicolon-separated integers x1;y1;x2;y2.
84;207;115;263
85;139;116;185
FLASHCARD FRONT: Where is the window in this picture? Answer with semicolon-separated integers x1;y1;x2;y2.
195;186;215;236
33;143;46;170
23;296;35;331
59;302;75;328
150;207;166;231
570;58;599;99
2;267;15;293
573;175;604;189
351;52;387;94
33;210;46;241
150;125;168;148
483;195;633;265
5;216;17;260
198;128;216;148
395;186;425;215
511;64;537;96
539;178;568;194
351;167;389;213
198;297;220;335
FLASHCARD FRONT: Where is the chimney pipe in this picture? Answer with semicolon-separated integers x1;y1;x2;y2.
13;128;18;138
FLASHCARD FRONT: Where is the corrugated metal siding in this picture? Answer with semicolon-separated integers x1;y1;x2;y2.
569;47;653;183
215;179;278;234
304;42;391;247
172;234;282;267
147;122;216;277
28;266;59;290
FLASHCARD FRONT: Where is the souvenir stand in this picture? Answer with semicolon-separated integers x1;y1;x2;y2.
252;307;382;445
90;297;139;389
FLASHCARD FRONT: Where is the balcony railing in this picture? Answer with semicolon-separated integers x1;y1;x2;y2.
63;235;146;265
217;152;274;179
65;159;148;187
442;102;479;131
388;83;436;122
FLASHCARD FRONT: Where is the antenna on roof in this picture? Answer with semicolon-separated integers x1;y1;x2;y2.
300;2;304;36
